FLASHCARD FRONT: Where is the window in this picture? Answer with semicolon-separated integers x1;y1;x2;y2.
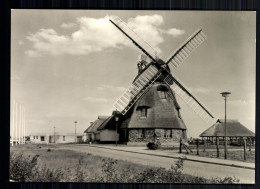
164;129;172;138
41;136;45;141
140;107;147;117
137;106;149;118
157;85;168;99
36;136;38;139
158;91;167;99
138;129;144;138
33;136;35;139
63;136;66;141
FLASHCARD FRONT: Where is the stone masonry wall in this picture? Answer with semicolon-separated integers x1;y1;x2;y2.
128;129;186;144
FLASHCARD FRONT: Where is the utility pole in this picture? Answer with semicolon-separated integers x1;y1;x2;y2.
221;92;231;160
74;121;77;144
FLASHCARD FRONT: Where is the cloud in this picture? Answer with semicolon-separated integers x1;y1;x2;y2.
24;50;42;57
228;99;254;106
188;87;213;94
18;40;24;45
164;28;185;37
193;87;212;94
60;22;76;29
25;15;185;57
97;85;126;92
82;97;108;103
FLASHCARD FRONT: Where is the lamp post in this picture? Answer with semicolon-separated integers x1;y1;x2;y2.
53;126;56;143
115;116;119;146
220;92;231;159
74;121;77;144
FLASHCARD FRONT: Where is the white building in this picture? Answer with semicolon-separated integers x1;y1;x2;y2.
29;133;83;144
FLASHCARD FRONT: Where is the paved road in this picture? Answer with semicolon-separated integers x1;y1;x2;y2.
60;144;255;184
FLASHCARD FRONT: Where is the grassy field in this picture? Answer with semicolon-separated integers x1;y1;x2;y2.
10;144;240;183
160;145;255;163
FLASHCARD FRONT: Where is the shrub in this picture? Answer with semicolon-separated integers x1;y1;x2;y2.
10;152;38;181
33;165;65;182
146;142;161;150
10;152;240;183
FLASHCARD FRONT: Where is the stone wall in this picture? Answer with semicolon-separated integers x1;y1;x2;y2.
128;128;186;144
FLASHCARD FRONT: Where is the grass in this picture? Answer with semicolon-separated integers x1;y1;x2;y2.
10;144;240;183
159;145;255;163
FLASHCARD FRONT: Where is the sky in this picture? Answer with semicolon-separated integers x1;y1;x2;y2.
11;10;256;138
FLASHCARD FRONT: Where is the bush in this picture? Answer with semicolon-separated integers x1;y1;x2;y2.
10;152;38;181
147;142;161;150
10;152;240;183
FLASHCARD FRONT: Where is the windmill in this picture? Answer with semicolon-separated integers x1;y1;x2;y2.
110;16;214;124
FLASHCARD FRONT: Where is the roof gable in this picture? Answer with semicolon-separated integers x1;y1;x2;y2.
84;116;109;133
200;119;255;137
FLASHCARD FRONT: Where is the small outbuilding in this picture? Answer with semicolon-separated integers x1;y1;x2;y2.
84;116;109;142
199;119;255;145
29;133;83;144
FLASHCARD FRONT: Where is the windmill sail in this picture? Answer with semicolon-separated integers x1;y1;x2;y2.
110;16;214;122
110;17;159;62
164;74;214;122
166;29;206;68
114;64;162;115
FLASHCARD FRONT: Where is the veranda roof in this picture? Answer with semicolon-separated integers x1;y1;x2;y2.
199;119;255;137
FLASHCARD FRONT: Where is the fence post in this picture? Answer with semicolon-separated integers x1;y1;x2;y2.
179;138;182;153
216;137;219;158
196;138;199;155
243;139;247;161
249;138;252;151
203;139;206;152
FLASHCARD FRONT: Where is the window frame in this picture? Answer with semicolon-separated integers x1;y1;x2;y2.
158;90;167;99
164;129;172;138
137;129;144;138
40;136;45;141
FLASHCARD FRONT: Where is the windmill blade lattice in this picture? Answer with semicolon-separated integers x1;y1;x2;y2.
110;17;160;62
110;16;214;122
166;29;206;68
114;64;162;115
164;74;214;123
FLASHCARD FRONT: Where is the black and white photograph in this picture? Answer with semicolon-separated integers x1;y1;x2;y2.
10;10;256;183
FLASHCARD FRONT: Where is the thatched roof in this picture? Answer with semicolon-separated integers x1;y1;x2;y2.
126;81;187;129
97;115;116;130
84;116;109;133
199;119;255;137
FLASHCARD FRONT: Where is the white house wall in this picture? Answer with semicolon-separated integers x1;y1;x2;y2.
100;129;119;141
29;134;82;144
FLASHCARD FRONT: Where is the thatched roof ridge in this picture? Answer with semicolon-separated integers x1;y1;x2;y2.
199;119;255;137
127;82;187;129
84;116;109;133
97;115;115;130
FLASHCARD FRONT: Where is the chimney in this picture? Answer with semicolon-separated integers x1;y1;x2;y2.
137;54;147;74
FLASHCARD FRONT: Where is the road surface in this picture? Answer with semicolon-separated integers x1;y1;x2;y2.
59;144;254;183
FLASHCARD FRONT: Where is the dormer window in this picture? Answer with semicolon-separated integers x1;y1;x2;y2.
157;85;168;99
140;107;147;118
158;91;167;99
137;106;149;118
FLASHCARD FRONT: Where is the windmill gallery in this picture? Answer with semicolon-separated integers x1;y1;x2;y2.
84;16;216;146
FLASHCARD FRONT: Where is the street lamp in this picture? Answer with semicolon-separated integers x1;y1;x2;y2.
220;92;231;159
74;121;77;144
53;126;56;143
115;116;119;146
